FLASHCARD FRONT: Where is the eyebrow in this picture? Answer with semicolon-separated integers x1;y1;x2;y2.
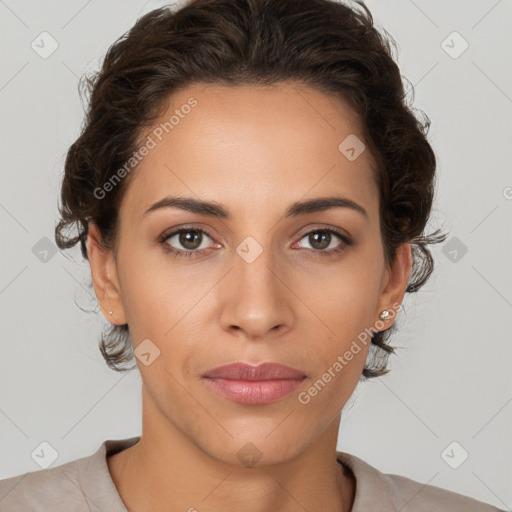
143;195;368;220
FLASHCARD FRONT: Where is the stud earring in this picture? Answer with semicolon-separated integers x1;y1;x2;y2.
108;310;113;315
379;310;391;321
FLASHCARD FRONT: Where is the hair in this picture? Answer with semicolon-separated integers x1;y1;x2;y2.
55;0;447;378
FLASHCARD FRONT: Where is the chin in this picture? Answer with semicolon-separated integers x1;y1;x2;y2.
196;428;312;468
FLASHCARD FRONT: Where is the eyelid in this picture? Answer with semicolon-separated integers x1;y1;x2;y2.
294;223;351;241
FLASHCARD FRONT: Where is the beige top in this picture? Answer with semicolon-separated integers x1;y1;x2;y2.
0;436;503;511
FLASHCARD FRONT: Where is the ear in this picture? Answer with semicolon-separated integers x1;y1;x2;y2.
86;222;127;325
375;242;412;327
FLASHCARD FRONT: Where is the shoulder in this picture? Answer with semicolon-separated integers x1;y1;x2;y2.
0;437;138;512
380;471;503;511
337;451;504;512
0;456;88;512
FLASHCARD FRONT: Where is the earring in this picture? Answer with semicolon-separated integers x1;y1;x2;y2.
108;310;113;315
379;310;391;321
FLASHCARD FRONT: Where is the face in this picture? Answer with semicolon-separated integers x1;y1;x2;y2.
88;81;411;465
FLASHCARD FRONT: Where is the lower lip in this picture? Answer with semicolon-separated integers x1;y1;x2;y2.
203;377;305;404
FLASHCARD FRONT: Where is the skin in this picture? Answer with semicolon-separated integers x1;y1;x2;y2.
87;81;412;512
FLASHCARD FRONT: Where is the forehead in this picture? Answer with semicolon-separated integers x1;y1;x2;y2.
120;82;379;224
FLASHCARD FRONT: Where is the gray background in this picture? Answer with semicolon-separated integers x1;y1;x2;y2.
0;0;511;509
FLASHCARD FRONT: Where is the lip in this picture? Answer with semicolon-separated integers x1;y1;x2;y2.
202;362;307;405
202;362;306;380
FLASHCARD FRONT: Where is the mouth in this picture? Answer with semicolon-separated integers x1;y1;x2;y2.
201;362;307;405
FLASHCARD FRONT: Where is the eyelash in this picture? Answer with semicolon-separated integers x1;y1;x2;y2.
158;225;352;259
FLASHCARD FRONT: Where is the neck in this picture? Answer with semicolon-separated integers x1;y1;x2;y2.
107;395;355;512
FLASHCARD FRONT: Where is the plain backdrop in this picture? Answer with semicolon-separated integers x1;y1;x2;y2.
0;0;511;509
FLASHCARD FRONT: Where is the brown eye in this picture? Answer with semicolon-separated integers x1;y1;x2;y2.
295;228;352;257
307;231;332;250
164;229;212;251
177;230;203;250
160;227;217;259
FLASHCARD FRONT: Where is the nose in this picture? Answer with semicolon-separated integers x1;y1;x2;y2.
218;246;295;341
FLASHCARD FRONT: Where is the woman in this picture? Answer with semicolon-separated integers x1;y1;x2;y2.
0;0;502;510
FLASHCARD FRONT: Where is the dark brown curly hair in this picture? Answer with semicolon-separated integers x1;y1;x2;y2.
55;0;447;378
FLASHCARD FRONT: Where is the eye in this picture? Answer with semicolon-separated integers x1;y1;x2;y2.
158;225;352;260
159;226;218;259
294;228;352;257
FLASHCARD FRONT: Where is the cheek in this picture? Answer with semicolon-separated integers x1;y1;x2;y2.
296;338;368;417
299;257;381;392
304;256;382;337
116;240;194;330
117;253;213;378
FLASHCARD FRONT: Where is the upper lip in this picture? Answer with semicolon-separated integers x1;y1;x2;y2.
202;362;307;380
